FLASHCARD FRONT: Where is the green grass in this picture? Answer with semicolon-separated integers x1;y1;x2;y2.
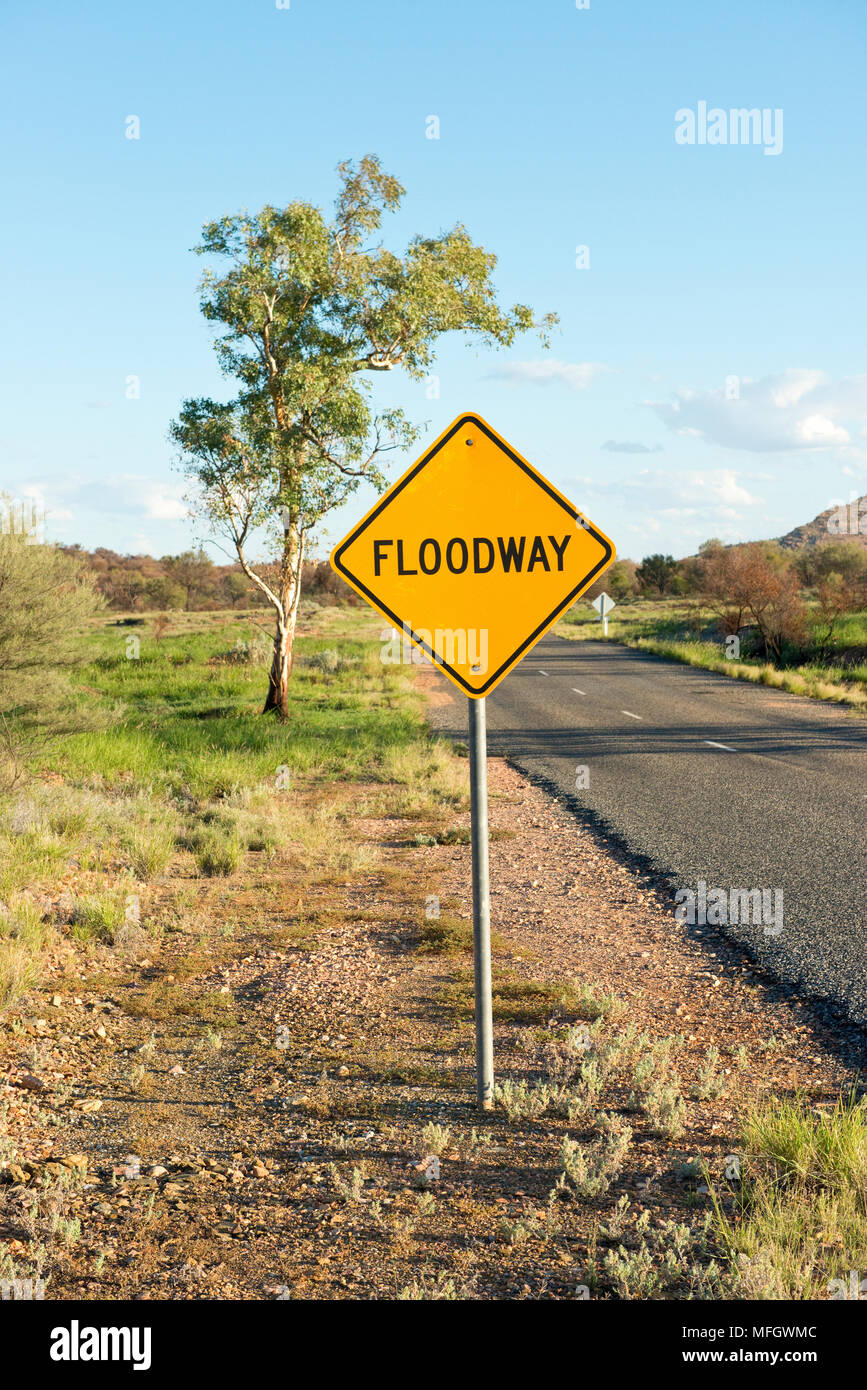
193;828;245;877
632;638;867;709
69;891;130;944
416;913;509;956
442;969;623;1024
44;613;457;802
0;899;50;1009
121;821;178;880
0;605;466;1011
710;1093;867;1299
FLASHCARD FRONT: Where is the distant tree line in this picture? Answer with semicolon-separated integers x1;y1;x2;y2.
58;545;352;613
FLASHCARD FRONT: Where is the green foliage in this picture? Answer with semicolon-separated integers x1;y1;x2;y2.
692;1045;727;1101
192;826;245;877
602;559;640;600
161;549;213;611
219;635;273;666
70;892;129;945
418;1123;451;1158
559;1122;632;1198
636;553;681;596
0;609;463;1016
604;1218;716;1298
43;613;445;806
0;898;50;1010
188;155;554;476
122;822;177;880
397;1273;465;1300
794;539;867;591
710;1093;867;1299
0;531;103;785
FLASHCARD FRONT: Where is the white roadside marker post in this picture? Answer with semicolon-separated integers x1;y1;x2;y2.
592;590;616;636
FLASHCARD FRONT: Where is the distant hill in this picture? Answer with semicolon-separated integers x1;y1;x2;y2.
777;496;867;550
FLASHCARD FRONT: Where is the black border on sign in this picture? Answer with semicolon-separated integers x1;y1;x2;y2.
332;414;614;695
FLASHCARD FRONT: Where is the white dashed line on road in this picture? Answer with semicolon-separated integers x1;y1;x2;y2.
538;669;549;676
621;710;643;720
704;740;737;752
572;688;586;695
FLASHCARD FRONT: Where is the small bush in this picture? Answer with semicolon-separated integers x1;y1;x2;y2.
246;825;277;855
219;636;272;666
691;1045;726;1101
418;1123;452;1158
194;829;244;877
495;1079;553;1122
397;1273;467;1300
306;648;357;674
644;1078;687;1138
124;823;176;880
559;1121;632;1199
0;940;39;1010
70;893;128;944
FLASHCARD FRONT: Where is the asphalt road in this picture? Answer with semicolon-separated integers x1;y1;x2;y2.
429;634;867;1027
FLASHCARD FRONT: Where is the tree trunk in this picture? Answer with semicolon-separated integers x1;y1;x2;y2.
262;517;304;719
264;622;291;717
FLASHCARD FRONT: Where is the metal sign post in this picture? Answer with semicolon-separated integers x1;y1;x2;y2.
468;696;494;1110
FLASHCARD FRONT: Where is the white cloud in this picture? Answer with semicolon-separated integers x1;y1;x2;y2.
680;469;761;509
143;487;189;521
796;414;849;446
488;360;614;391
576;467;764;544
130;531;157;554
649;369;867;453
616;468;762;517
601;440;663;454
768;370;825;409
17;474;190;528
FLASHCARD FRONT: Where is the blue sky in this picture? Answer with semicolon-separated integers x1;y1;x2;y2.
2;0;865;562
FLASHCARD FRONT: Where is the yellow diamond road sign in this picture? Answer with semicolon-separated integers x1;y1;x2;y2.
330;413;615;697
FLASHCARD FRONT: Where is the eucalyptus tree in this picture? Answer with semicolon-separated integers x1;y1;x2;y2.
172;156;555;717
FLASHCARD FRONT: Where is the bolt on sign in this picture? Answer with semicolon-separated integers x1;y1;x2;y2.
330;413;616;696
